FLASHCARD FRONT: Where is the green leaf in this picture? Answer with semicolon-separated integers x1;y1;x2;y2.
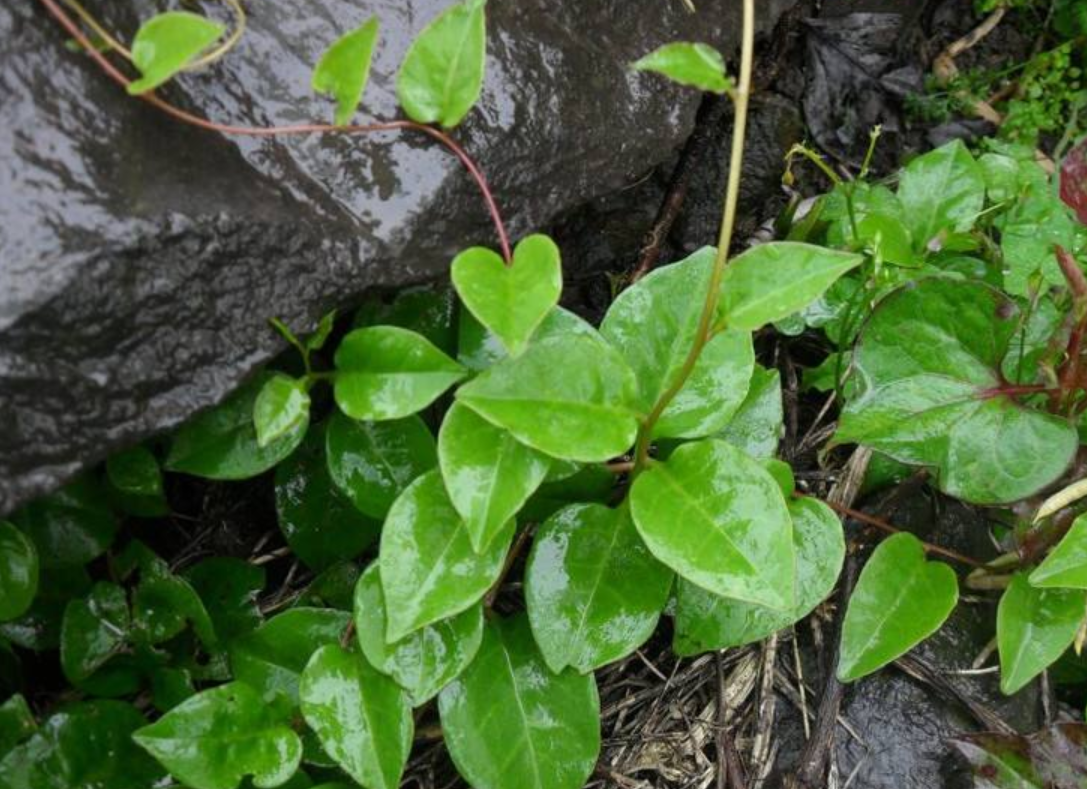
717;242;864;331
438;402;550;552
354;564;483;705
0;565;91;652
134;681;303;789
60;581;129;684
439;615;600;789
106;446;168;518
230;608;351;711
11;476;117;568
456;335;641;462
999;183;1083;296
184;557;266;642
132;569;216;649
525;503;672;673
166;371;308;480
325;411;437;519
312;18;380;126
379;471;511;641
1031;516;1087;589
334;326;466;421
837;533;959;682
457;303;601;372
127;11;224;94
631;42;731;93
297;562;361;611
601;248;755;438
0;701;164;789
276;425;381;570
896;139;985;249
718;365;783;459
355;284;457;355
835;278;1078;504
629;439;795;610
674;496;844;656
396;0;487;128
998;574;1085;695
0;694;36;757
300;644;413;789
0;521;38;622
254;375;311;449
452;235;562;357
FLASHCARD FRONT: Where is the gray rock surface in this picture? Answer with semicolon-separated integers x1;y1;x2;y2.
0;0;795;513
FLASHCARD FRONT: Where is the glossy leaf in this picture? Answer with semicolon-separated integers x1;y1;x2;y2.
438;402;551;552
0;701;163;789
312;18;380;126
1032;516;1087;590
838;533;959;682
354;284;457;355
132;569;216;649
674;496;844;656
300;645;413;789
380;471;510;641
456;335;641;462
525;503;672;673
133;681;302;789
952;723;1087;789
896;139;986;248
166;372;308;480
333;326;466;421
631;42;731;93
457;303;601;372
276;425;380;570
0;694;35;757
254;375;311;449
439;615;600;789
230;608;351;711
397;0;487;128
836;278;1077;504
630;439;795;610
998;574;1085;695
0;521;37;622
0;565;91;652
106;445;168;517
127;12;224;94
184;557;265;641
12;477;117;567
601;248;754;438
717;242;864;331
718;365;783;460
60;581;129;683
452;235;562;357
354;564;483;705
325;411;437;519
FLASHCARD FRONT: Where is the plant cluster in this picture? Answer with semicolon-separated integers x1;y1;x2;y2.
8;0;1087;787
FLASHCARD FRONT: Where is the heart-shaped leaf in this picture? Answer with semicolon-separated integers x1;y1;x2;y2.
275;425;380;571
837;533;959;682
524;503;673;673
325;411;437;519
354;564;483;705
452;235;562;357
1031;515;1087;590
630;440;795;610
836;278;1077;504
456;335;641;462
127;12;224;95
184;557;265;641
674;496;844;656
438;402;551;552
334;327;466;421
312;18;380;126
396;0;487;128
60;582;129;684
380;471;511;641
12;476;117;568
601;248;755;439
106;446;168;518
438;615;600;789
457;304;601;372
133;682;302;789
0;521;38;622
631;42;731;93
998;574;1085;695
717;242;864;331
254;375;310;449
300;645;413;789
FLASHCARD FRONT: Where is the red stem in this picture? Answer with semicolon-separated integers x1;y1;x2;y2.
979;384;1058;399
35;0;513;264
1057;245;1087;300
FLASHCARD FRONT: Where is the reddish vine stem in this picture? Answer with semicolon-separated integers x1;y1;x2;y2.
1056;246;1087;410
810;496;986;569
35;0;513;264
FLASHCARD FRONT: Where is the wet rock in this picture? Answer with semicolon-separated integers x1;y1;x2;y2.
0;0;797;513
